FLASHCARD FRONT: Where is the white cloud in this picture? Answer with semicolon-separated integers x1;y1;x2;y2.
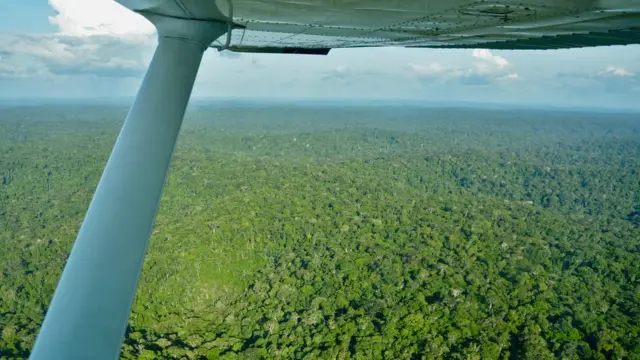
0;1;156;79
410;62;448;76
334;65;348;74
321;64;351;81
602;66;635;77
555;64;639;94
409;50;514;85
0;60;53;79
48;0;154;36
499;73;521;80
0;32;154;78
472;49;509;69
471;49;511;79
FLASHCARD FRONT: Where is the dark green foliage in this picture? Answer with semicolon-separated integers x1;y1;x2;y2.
1;105;639;359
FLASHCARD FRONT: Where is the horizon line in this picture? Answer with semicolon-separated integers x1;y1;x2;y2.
0;97;638;114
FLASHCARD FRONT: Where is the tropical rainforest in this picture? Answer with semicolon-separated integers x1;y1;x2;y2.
1;104;639;359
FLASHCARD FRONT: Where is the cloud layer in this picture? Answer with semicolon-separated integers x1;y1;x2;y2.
0;0;156;80
557;64;639;93
48;0;153;36
0;32;154;79
408;49;520;86
0;1;639;109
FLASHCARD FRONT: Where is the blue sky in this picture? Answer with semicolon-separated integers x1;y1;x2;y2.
1;1;639;110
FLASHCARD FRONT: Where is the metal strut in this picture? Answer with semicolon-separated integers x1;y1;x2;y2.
30;14;226;360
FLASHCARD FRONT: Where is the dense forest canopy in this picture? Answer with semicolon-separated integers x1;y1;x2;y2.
1;104;639;359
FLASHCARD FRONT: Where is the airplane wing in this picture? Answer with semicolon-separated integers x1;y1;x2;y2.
122;0;640;53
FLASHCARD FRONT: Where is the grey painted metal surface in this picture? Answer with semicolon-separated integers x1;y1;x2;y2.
118;0;640;51
30;16;226;360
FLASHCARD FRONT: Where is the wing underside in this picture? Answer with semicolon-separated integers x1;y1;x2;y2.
124;0;640;52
